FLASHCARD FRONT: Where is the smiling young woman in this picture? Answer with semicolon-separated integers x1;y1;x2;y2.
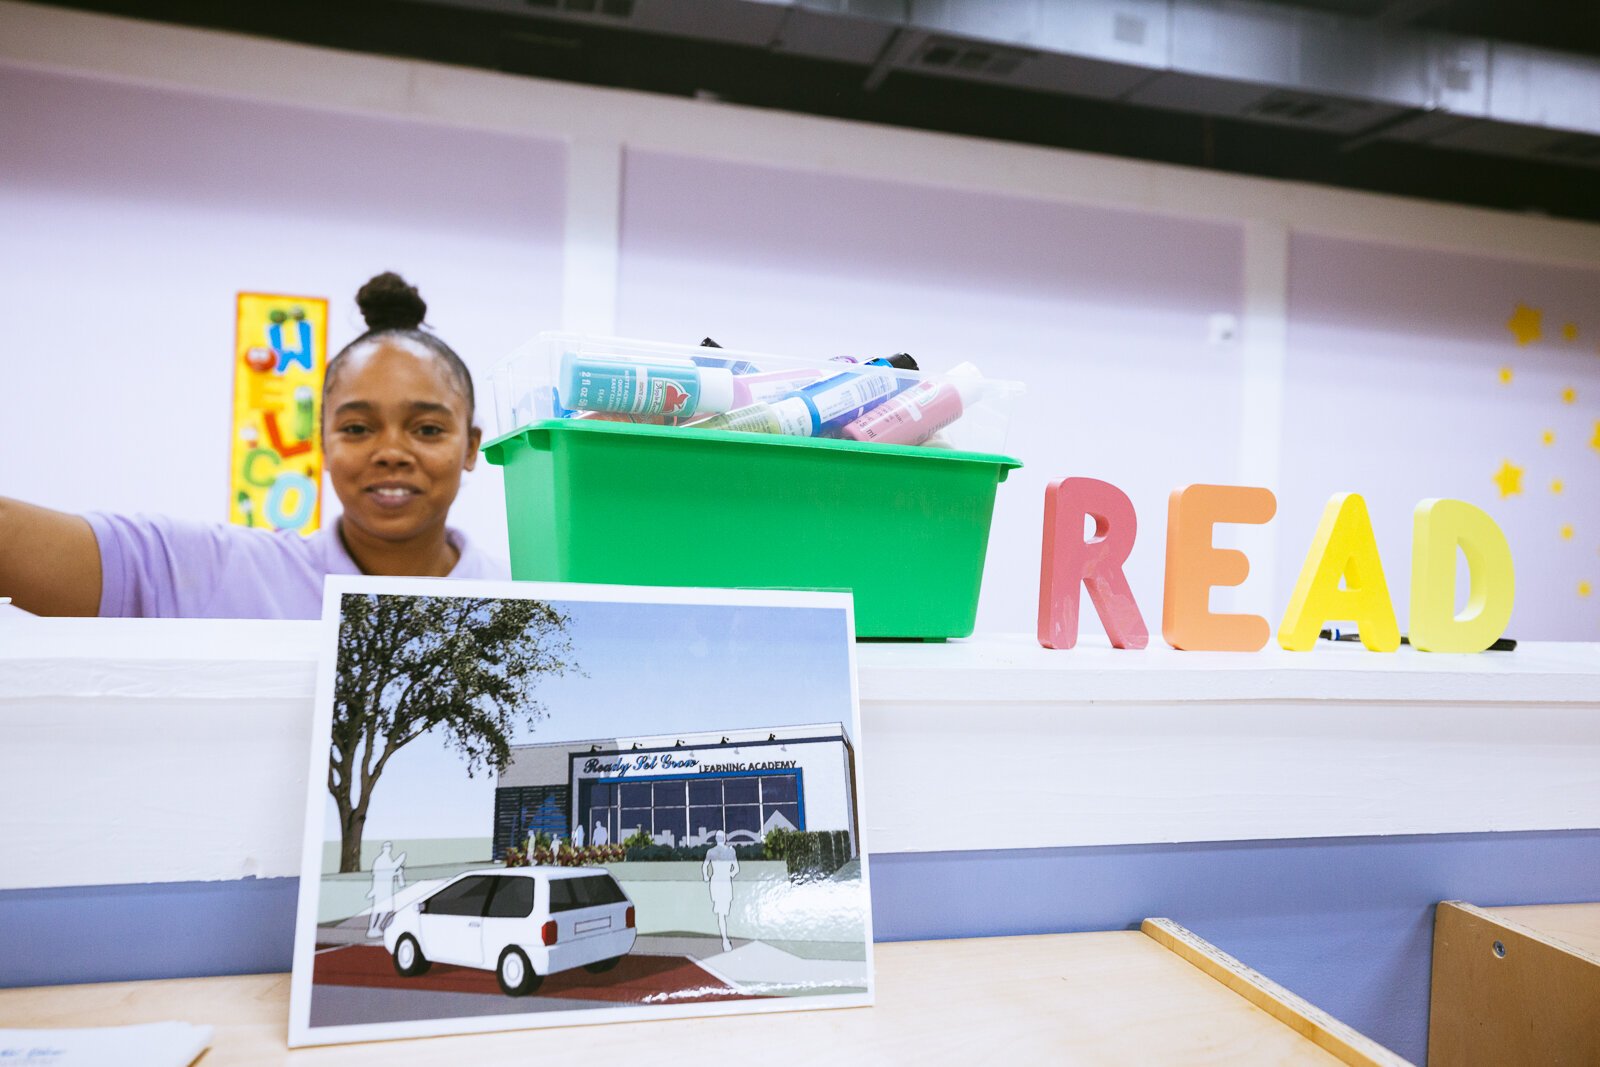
0;272;506;619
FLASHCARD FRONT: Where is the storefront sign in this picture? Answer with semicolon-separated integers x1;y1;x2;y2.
230;292;327;533
577;752;804;779
1039;480;1514;654
580;753;702;777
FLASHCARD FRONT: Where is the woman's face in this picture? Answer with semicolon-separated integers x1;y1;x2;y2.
323;339;480;546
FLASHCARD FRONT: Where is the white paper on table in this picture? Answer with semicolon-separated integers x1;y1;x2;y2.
0;1021;213;1066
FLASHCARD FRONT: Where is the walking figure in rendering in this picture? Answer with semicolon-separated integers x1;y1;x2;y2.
594;821;608;847
365;841;407;938
573;822;586;850
702;830;740;952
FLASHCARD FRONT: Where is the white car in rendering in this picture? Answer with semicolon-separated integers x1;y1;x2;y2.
383;866;637;996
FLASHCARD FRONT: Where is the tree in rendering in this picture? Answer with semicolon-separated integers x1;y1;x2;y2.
329;593;576;873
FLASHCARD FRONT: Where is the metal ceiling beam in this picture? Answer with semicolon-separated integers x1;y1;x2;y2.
433;0;1600;165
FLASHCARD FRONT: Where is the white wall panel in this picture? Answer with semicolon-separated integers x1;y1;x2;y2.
1282;236;1600;641
0;65;567;566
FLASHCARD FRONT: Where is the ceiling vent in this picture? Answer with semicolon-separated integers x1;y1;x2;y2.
915;36;1032;80
524;0;636;18
1441;63;1474;94
1537;132;1600;165
1112;13;1148;47
1244;89;1381;129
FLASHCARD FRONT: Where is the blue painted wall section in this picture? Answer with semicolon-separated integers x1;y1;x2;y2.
872;829;1600;1064
2;877;298;989
5;829;1599;1063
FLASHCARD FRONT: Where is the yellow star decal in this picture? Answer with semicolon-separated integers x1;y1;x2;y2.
1581;580;1593;598
1552;479;1565;494
1542;429;1556;445
1592;420;1600;454
1563;322;1579;342
1498;366;1514;385
1562;386;1577;404
1561;524;1575;540
1507;303;1542;345
1493;460;1523;498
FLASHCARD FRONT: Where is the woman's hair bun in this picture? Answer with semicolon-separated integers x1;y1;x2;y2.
355;271;426;332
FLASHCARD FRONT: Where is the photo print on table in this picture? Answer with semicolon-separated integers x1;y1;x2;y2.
288;577;872;1047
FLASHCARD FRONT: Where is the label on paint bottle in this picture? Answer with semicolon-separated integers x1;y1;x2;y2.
559;352;734;417
839;380;960;445
692;398;815;436
838;364;990;446
790;370;899;433
733;368;825;407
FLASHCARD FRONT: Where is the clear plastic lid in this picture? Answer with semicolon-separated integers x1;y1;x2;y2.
489;332;1024;455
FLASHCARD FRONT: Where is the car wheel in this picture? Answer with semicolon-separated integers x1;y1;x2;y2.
497;946;543;996
583;956;620;974
392;934;430;977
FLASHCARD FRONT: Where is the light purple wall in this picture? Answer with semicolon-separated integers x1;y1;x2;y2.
1283;236;1600;641
6;64;1594;642
0;65;567;563
617;149;1247;635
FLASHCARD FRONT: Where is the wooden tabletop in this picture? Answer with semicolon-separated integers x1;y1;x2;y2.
0;927;1408;1066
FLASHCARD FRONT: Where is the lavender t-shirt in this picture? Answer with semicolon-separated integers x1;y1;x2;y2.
86;512;509;620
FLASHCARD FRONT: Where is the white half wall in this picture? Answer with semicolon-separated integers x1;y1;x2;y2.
3;620;1597;890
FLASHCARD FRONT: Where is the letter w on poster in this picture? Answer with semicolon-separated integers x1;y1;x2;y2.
289;577;873;1047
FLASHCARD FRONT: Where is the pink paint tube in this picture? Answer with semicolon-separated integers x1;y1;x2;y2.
837;364;989;446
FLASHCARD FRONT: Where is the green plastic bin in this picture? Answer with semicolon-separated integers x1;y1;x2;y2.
483;419;1021;639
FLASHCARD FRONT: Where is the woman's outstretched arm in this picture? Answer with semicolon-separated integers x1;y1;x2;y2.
0;496;102;616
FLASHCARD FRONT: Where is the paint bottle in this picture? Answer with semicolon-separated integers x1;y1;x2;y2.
838;362;990;446
826;353;918;369
688;398;815;436
785;353;919;435
693;337;760;375
570;409;673;425
872;353;919;372
558;352;735;418
730;368;825;407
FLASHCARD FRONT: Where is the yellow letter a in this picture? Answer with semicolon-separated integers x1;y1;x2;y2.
1278;493;1400;652
1409;499;1515;653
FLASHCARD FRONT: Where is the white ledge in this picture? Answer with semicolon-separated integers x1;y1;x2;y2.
858;633;1600;705
4;619;1594;704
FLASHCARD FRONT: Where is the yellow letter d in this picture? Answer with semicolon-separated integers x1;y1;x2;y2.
1410;499;1514;653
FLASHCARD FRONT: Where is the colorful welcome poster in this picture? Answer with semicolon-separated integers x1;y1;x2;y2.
231;293;328;533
